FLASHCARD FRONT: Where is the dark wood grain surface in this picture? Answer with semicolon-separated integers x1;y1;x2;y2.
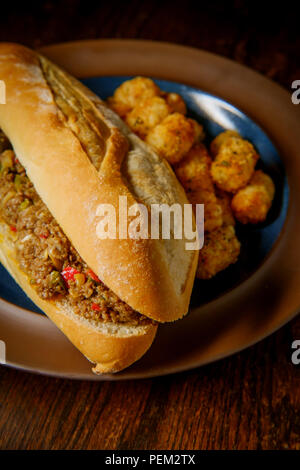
0;0;300;450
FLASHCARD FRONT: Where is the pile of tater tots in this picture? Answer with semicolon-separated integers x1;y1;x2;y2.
108;77;275;280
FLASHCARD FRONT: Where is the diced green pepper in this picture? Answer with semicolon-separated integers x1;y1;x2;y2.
74;273;86;287
49;271;66;290
19;198;31;211
14;174;23;191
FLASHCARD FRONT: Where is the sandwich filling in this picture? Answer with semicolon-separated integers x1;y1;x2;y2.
0;130;154;326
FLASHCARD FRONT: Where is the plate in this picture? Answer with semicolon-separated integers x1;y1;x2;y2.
0;40;299;380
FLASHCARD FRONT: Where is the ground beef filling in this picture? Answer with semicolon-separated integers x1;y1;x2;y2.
0;137;154;326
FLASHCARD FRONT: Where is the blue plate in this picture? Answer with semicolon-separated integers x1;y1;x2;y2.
0;77;289;312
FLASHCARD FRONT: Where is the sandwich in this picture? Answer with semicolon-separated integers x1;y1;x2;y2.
0;43;198;373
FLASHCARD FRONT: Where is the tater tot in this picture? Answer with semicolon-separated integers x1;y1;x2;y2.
210;130;240;156
175;144;223;232
146;113;203;164
112;77;160;109
192;120;205;142
164;92;187;114
175;143;212;191
231;170;275;224
211;136;259;193
106;97;131;120
125;96;170;139
188;189;223;233
197;225;241;279
216;189;235;226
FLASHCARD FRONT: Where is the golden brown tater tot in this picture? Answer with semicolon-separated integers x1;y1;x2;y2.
210;130;240;156
106;97;131;120
215;189;235;226
146;113;203;164
175;144;223;232
196;225;241;279
175;143;212;190
211;136;259;193
231;170;275;224
164;92;187;114
112;77;160;109
188;189;223;233
125;96;170;139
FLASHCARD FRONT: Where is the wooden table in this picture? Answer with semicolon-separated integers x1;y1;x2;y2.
0;1;299;450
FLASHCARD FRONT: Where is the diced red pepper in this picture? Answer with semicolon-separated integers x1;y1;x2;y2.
91;303;101;312
14;156;19;165
40;231;49;239
87;269;101;283
10;226;17;232
61;266;81;287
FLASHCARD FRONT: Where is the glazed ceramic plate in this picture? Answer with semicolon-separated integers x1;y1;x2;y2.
0;40;299;380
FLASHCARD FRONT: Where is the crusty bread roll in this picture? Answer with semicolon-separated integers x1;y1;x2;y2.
0;44;198;372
